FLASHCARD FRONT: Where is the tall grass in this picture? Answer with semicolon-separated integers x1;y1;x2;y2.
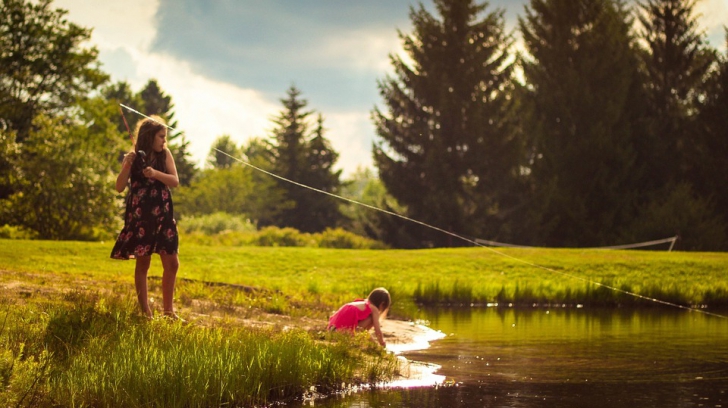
0;293;398;407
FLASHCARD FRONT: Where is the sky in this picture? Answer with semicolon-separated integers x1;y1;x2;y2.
54;0;728;177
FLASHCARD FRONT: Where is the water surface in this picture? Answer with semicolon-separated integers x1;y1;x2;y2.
300;308;728;407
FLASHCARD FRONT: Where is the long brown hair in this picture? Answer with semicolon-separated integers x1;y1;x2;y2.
134;115;167;169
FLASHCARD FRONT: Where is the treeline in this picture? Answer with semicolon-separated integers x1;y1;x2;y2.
372;0;728;250
1;0;726;251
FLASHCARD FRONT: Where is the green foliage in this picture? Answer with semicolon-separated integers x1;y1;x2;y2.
179;211;256;235
181;226;386;249
636;0;717;188
315;228;388;250
0;114;123;240
622;183;727;251
207;134;241;169
0;224;37;239
262;86;344;233
339;167;405;244
254;226;315;247
519;0;643;247
373;0;523;248
693;35;728;245
0;0;108;142
174;167;257;218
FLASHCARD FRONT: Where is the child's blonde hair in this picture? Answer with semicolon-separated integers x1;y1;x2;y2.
367;287;391;313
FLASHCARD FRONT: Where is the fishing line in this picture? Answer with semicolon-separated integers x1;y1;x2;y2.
119;104;727;319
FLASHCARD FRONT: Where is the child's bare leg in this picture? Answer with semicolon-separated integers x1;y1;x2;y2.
134;256;153;318
358;316;374;330
160;253;179;317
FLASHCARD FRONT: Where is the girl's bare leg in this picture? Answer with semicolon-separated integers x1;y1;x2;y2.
160;253;179;317
134;256;153;318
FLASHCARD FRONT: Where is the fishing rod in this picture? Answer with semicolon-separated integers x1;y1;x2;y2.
119;103;727;320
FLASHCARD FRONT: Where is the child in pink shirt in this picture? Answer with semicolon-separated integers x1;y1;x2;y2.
328;288;391;347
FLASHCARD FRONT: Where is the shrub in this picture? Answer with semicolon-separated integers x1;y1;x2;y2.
315;228;388;249
253;227;313;247
0;225;38;240
179;212;256;235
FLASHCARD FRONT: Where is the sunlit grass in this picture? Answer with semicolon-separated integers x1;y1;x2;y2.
1;239;726;309
0;292;397;407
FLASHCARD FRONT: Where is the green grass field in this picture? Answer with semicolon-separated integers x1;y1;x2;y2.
1;239;727;406
2;239;727;310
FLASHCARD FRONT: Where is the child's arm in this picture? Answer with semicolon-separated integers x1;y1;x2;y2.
115;151;135;193
370;307;386;347
143;148;179;188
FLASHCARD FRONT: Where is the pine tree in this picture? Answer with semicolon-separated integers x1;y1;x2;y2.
636;0;716;187
299;114;344;232
519;0;642;246
694;33;728;246
265;86;343;232
372;0;522;248
207;135;241;169
102;81;144;139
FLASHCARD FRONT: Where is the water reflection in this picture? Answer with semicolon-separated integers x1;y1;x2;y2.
295;308;728;407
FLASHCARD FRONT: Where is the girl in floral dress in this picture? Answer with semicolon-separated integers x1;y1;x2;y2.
111;116;180;319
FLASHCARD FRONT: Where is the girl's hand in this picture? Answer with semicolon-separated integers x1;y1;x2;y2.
142;166;156;179
122;151;136;170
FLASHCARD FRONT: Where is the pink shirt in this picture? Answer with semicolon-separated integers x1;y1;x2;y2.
328;299;372;331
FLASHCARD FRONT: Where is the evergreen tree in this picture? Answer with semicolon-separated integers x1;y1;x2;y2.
299;114;344;232
693;32;728;247
207;135;241;169
636;0;716;188
265;86;343;233
519;0;642;246
372;0;522;248
102;81;145;139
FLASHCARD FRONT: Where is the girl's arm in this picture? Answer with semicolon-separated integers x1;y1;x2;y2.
370;307;386;347
115;151;136;193
143;148;179;188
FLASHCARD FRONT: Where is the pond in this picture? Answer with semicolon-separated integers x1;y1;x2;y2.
297;307;728;408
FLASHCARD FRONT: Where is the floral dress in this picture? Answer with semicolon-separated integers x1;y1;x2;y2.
110;151;178;259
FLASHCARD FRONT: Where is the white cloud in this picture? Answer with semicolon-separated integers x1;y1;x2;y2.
54;0;282;172
696;0;728;52
324;111;376;176
129;51;279;167
54;0;157;51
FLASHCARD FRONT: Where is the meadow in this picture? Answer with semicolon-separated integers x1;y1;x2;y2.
1;238;727;406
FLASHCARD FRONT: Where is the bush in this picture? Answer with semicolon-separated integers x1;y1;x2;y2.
179;212;256;235
180;221;388;249
315;228;388;249
0;225;38;240
253;227;314;247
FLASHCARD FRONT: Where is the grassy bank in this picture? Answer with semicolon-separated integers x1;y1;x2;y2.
1;239;727;406
1;290;396;407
